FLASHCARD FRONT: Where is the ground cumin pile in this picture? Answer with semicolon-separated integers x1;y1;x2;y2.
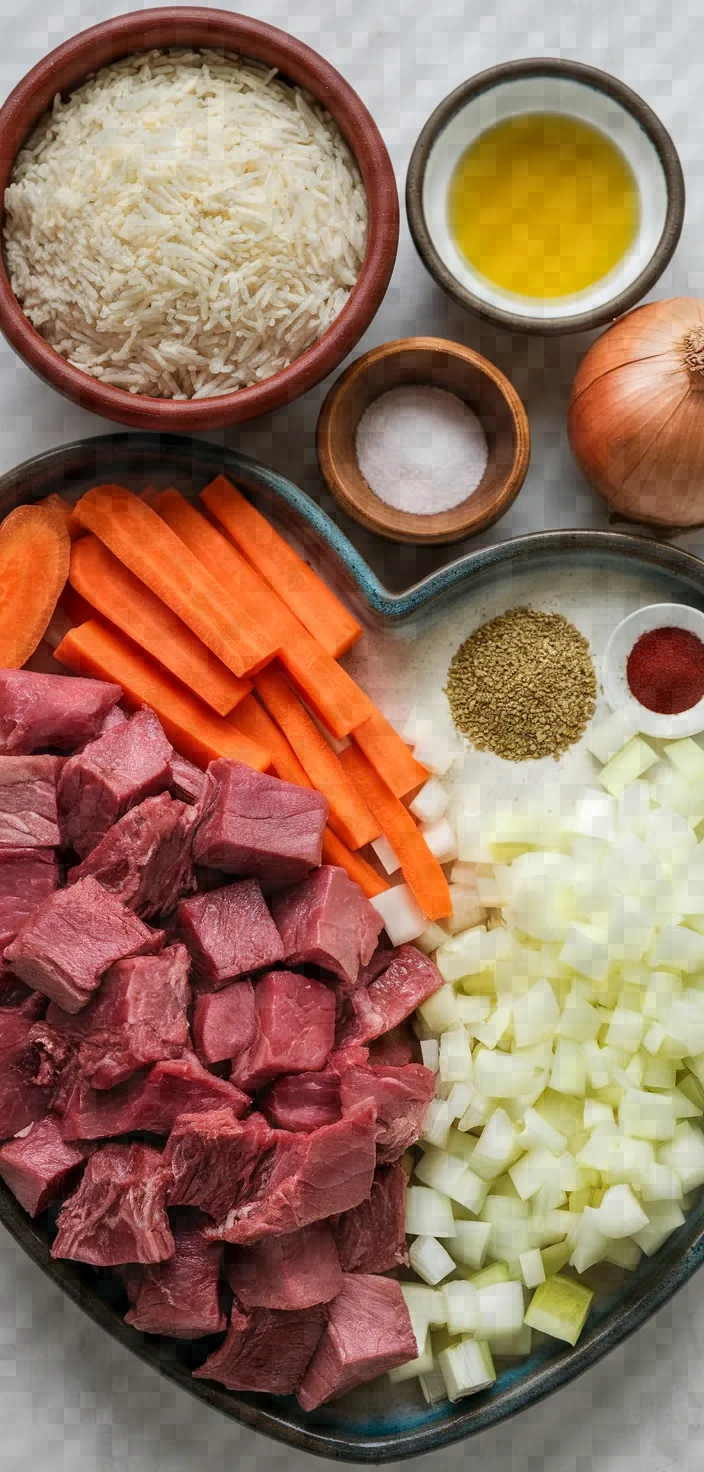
445;606;597;761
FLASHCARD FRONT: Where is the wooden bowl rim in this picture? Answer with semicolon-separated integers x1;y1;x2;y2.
0;6;399;429
316;335;531;545
405;56;686;337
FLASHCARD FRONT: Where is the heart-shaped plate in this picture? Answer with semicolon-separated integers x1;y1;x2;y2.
2;431;704;1463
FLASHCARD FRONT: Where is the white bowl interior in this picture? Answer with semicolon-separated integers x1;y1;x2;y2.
602;602;704;738
422;74;669;321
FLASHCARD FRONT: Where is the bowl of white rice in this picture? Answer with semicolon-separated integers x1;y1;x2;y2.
0;8;398;429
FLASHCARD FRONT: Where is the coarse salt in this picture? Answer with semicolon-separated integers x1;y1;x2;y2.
354;385;488;516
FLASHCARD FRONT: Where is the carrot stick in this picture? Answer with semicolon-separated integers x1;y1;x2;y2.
73;485;278;679
53;620;270;773
231;694;312;787
69;535;249;718
338;746;452;920
201;474;363;658
254;665;380;850
353;710;429;798
321;828;390;900
41;494;86;542
149;489;374;739
0;505;70;668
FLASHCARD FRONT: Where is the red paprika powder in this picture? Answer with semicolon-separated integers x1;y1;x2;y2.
626;626;704;714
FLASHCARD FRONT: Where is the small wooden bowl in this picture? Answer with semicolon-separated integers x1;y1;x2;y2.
316;336;530;545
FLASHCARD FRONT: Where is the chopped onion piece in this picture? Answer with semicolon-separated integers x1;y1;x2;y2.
452;1220;492;1269
520;1247;546;1288
371;835;401;875
633;1199;686;1255
371;884;429;945
416;922;451;955
586;710;640;766
421;817;459;864
519;1106;568;1155
410;778;449;824
439;1028;473;1083
418;984;462;1034
405;1186;457;1238
592;1183;649;1238
444;1280;480;1335
401;1283;447;1328
598;737;657;799
477;1281;525;1340
659;1122;704;1191
409;1235;456;1285
470;1108;522;1181
387;1328;435;1383
438;1338;496;1401
524;1273;594;1345
420;1039;439;1074
512;979;560;1049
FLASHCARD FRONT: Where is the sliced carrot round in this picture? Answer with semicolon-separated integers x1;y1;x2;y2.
0;504;70;668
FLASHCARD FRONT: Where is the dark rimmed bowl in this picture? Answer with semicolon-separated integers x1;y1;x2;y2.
0;8;399;430
406;58;685;336
2;429;704;1460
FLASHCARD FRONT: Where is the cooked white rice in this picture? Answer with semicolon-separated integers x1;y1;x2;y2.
4;49;368;399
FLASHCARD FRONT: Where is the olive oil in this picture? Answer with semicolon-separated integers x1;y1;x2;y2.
448;113;639;298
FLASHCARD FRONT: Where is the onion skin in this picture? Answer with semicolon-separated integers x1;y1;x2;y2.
568;297;704;527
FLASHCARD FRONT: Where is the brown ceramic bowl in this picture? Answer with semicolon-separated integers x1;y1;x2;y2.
0;8;399;431
316;336;530;545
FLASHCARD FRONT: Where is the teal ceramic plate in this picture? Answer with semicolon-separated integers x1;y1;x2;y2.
2;431;704;1463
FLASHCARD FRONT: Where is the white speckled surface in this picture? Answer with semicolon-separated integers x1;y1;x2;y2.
1;0;704;1468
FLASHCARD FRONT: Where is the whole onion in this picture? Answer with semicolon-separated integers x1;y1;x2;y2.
568;297;704;526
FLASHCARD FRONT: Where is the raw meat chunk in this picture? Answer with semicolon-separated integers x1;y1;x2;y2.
5;877;165;1013
0;1008;51;1136
230;971;335;1092
22;1019;76;1095
333;1164;409;1274
175;881;283;991
58;708;173;858
51;1142;173;1266
99;706;128;734
194;1302;325;1395
68;793;197;919
61;1055;249;1140
339;1062;436;1162
270;859;382;989
0;1113;86;1216
0;756;61;847
336;946;444;1046
0;669;120;754
51;944;192;1089
168;754;207;806
124;1225;225;1338
0;847;59;951
260;1070;342;1133
192;982;256;1066
271;866;382;991
368;1023;419;1067
166;1110;292;1221
193;760;327;884
297;1274;416;1410
226;1223;343;1310
206;1100;378;1245
0;970;42;1013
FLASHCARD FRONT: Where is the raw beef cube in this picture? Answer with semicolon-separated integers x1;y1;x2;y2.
357;946;396;988
226;1222;343;1310
0;756;62;848
206;1100;378;1245
193;760;327;884
192;982;256;1066
63;944;191;1089
58;708;173;858
61;1055;249;1140
22;1019;76;1094
169;754;207;806
333;1164;409;1274
51;1142;173;1266
260;1070;342;1132
175;881;283;992
339;1062;436;1162
124;1225;225;1338
0;848;59;951
68;793;197;919
0;1008;51;1136
166;1110;294;1221
272;866;383;991
0;967;45;1014
336;946;444;1046
368;1023;419;1067
5;877;164;1014
0;669;120;754
193;1302;325;1395
99;706;128;734
230;971;335;1092
0;1113;86;1216
297;1274;417;1410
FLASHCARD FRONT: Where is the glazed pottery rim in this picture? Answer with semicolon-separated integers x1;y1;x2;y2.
0;7;399;431
405;56;686;336
2;430;704;1460
315;335;532;546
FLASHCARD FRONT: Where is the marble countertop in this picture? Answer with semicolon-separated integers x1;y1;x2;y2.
1;0;703;1467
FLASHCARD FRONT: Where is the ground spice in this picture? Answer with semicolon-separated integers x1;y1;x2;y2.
445;606;597;762
626;626;704;714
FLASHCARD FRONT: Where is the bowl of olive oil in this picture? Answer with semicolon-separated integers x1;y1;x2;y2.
406;58;684;334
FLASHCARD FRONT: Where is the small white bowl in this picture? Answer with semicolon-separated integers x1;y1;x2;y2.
602;603;704;738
